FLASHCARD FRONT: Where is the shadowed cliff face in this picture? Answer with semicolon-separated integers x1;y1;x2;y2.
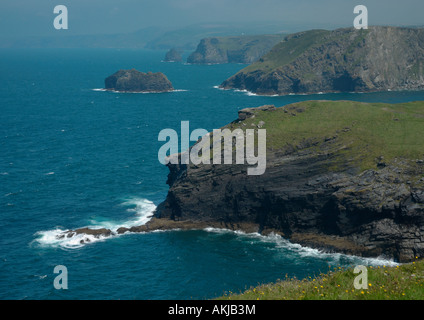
58;101;424;263
154;102;424;263
220;26;424;95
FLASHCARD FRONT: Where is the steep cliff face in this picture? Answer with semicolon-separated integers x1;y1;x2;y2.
104;69;174;92
220;27;424;95
154;101;424;262
187;34;285;64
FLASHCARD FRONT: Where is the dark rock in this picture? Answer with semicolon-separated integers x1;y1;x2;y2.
152;104;424;263
104;69;173;93
65;227;113;238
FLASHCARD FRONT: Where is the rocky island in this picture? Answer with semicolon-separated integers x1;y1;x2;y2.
163;48;183;62
62;100;424;263
187;34;285;64
220;26;424;95
104;69;174;93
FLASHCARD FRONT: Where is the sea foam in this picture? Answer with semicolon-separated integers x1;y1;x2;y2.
202;227;398;267
33;198;156;249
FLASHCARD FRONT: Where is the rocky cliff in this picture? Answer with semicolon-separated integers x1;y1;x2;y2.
220;27;424;95
151;101;424;263
59;101;424;263
104;69;173;92
187;34;285;64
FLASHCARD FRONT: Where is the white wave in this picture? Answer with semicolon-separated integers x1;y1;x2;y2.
34;228;109;249
33;198;156;249
1;172;9;175
45;172;54;175
202;227;398;267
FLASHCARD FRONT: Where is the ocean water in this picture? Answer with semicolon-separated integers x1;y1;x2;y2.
1;48;424;300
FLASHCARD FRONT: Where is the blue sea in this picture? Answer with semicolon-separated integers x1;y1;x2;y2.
1;48;424;300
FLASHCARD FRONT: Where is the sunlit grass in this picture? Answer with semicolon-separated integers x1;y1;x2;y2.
218;258;424;300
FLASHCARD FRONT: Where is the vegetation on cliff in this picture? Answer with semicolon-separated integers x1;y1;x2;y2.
229;100;424;171
218;258;424;300
155;100;424;262
187;34;285;64
220;26;424;95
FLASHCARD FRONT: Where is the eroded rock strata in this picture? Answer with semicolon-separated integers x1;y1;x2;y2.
152;102;424;263
62;101;424;262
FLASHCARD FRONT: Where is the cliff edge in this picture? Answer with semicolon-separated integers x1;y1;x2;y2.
220;27;424;95
152;101;424;263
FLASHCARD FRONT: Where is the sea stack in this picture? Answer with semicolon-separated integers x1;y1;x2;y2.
164;48;183;62
104;69;174;93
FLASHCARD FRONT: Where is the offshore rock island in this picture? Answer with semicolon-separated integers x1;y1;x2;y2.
163;48;183;62
64;101;424;263
104;69;174;92
220;26;424;95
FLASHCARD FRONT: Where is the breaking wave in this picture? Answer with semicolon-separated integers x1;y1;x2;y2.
202;227;399;267
33;198;156;249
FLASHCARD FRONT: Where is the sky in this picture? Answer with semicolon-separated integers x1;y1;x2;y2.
0;0;423;37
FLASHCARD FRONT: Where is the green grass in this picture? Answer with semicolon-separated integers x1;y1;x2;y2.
217;258;424;300
229;100;424;171
212;34;285;52
242;29;330;73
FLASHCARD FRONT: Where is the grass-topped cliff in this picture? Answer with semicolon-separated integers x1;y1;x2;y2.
220;26;424;95
153;100;424;263
187;34;285;64
68;100;424;263
228;100;424;172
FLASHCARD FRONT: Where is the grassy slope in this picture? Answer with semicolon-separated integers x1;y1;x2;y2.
218;258;424;300
241;29;331;73
213;34;285;52
228;100;424;172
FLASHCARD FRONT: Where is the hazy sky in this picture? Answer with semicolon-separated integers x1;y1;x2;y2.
1;0;423;37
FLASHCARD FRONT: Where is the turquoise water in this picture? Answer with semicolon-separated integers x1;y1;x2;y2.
1;48;423;300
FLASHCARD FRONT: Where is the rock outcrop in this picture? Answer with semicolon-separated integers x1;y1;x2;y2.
164;48;183;62
61;101;424;263
104;69;173;93
187;34;285;64
152;101;424;263
220;26;424;95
